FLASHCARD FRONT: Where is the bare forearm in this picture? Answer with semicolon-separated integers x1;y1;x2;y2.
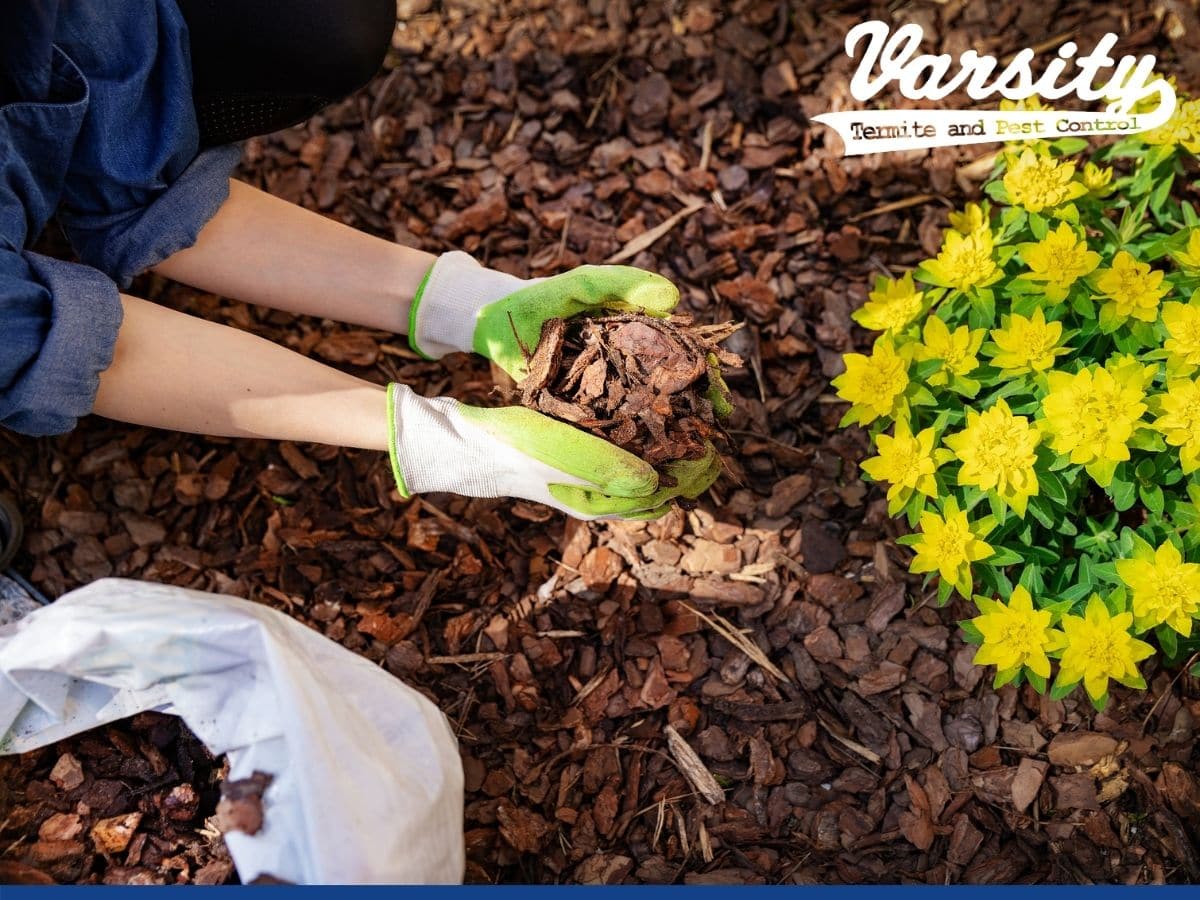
153;179;434;333
94;295;388;450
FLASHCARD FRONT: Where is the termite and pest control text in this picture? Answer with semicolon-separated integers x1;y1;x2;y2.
848;121;937;140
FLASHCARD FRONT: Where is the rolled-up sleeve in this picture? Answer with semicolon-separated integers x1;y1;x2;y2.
1;0;242;437
0;31;123;437
0;250;122;436
55;2;241;287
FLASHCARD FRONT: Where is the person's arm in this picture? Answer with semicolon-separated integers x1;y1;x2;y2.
152;180;681;383
91;295;712;520
152;179;433;333
94;295;388;450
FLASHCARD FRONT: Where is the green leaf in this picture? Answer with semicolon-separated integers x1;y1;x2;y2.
1028;212;1049;240
913;358;944;380
1109;475;1137;512
1049;677;1077;702
968;291;996;330
993;666;1021;689
1094;217;1123;248
959;618;984;644
1018;565;1044;595
914;263;950;288
1157;625;1179;661
1039;470;1068;505
909;384;939;407
903;490;927;529
1078;553;1096;587
987;546;1025;567
1129;429;1167;452
1027;497;1056;529
1051;137;1090;156
1141;483;1166;517
937;578;954;606
1150;171;1176;217
960;486;987;513
1059;582;1093;603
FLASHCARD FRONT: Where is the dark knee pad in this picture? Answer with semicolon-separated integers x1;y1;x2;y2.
322;0;394;96
181;0;394;102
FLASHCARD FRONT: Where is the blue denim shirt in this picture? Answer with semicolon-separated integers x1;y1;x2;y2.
0;0;240;436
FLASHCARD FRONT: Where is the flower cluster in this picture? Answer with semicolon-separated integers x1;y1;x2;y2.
837;96;1200;708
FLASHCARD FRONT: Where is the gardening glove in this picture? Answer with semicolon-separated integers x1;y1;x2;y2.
387;384;720;521
407;252;679;380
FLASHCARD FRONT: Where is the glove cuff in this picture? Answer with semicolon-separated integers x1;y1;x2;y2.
408;251;527;360
387;383;501;498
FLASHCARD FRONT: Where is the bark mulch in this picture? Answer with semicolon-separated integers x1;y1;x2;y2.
2;0;1199;885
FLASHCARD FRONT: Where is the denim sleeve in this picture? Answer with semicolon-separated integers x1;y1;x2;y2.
0;31;123;437
0;251;122;436
53;1;241;288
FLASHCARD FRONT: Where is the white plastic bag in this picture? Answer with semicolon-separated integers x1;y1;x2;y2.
0;578;465;884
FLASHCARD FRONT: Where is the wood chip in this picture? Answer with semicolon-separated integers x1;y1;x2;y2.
664;725;725;805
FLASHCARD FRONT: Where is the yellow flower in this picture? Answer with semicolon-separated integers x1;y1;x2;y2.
999;97;1050;113
1105;353;1157;393
860;420;944;515
833;339;909;426
1115;540;1200;636
1056;595;1154;703
853;272;925;334
909;499;993;597
943;398;1041;516
1154;377;1200;473
948;203;988;236
1171;229;1200;271
972;586;1061;680
997;99;1052;151
1002;149;1088;213
1040;363;1147;486
1094;251;1168;324
1081;162;1114;195
1019;222;1101;301
1142;98;1200;154
923;229;1001;293
1162;301;1200;373
1106;73;1177;115
913;317;984;387
987;307;1070;375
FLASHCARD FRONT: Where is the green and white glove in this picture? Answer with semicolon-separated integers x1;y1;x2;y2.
407;252;679;379
387;383;719;521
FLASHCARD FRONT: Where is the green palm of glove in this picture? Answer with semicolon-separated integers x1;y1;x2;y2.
474;266;679;379
454;404;720;519
548;441;723;520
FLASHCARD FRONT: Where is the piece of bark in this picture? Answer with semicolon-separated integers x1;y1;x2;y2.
664;724;725;805
514;314;739;479
1047;732;1118;767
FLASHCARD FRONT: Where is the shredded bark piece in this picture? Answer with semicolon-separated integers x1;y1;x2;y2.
513;314;741;478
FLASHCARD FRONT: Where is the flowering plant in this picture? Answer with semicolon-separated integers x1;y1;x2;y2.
836;92;1200;709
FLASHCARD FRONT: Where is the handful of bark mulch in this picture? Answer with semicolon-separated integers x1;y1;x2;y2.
514;313;742;474
0;713;269;885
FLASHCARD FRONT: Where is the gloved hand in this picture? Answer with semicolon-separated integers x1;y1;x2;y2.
407;252;679;380
387;384;720;520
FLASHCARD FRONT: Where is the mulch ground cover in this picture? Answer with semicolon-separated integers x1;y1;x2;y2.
2;0;1200;885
